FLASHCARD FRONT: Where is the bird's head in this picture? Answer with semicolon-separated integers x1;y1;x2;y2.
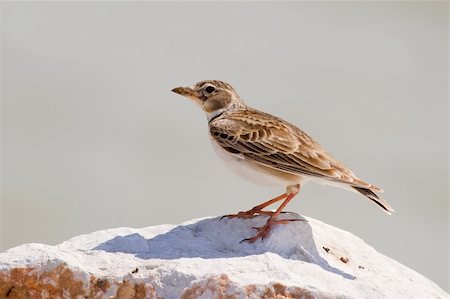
172;80;245;120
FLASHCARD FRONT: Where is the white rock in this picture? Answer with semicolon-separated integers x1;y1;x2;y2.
0;215;448;298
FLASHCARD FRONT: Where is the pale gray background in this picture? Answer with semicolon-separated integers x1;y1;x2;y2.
1;2;448;291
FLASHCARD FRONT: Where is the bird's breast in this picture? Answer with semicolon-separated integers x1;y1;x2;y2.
209;136;301;187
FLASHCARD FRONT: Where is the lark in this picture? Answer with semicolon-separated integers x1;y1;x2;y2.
172;80;394;243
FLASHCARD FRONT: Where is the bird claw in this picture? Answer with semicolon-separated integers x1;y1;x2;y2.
243;218;306;243
241;220;274;243
221;210;295;221
220;211;257;220
221;209;268;220
273;218;306;224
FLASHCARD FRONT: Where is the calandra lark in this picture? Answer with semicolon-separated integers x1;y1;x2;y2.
172;80;394;243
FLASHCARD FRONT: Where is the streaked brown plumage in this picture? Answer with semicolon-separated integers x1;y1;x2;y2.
172;80;394;243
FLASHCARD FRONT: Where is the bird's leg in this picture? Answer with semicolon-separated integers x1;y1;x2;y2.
221;193;288;220
241;184;301;243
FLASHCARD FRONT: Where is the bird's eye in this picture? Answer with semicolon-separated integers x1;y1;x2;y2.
205;86;215;93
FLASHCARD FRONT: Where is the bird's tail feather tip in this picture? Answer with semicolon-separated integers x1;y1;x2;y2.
352;186;395;215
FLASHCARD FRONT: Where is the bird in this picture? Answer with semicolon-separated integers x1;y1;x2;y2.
171;80;394;243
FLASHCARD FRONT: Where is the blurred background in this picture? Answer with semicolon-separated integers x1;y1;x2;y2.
1;2;448;291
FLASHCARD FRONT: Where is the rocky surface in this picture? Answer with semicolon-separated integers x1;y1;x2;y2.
0;214;448;298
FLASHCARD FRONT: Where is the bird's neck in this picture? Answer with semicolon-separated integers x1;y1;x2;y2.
206;99;246;123
207;108;227;123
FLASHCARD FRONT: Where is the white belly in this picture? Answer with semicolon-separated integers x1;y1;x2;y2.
210;137;302;187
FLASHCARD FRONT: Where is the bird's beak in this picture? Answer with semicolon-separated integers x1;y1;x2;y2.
171;86;200;101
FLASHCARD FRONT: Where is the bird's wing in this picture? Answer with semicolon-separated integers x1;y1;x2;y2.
209;108;382;191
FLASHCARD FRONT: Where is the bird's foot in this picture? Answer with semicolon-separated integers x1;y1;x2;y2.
220;208;261;220
240;218;305;243
221;210;293;220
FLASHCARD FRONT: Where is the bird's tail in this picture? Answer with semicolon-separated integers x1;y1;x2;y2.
353;186;395;215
